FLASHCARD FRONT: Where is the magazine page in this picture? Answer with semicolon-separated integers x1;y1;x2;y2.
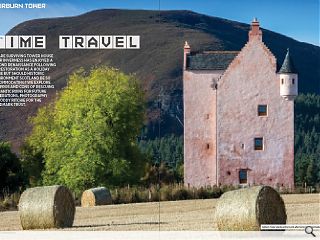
0;0;319;239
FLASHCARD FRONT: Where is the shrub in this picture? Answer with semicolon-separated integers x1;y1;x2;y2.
160;185;173;201
0;192;20;211
0;142;26;194
172;188;192;200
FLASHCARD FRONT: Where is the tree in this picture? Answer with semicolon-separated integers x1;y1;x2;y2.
0;142;25;193
305;154;318;185
20;104;53;186
141;163;177;186
23;67;146;193
138;134;184;184
294;94;320;186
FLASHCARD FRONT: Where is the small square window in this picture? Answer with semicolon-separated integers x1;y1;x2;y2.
254;137;264;150
258;105;267;116
239;169;248;184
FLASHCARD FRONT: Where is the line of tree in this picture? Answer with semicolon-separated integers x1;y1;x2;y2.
138;135;184;185
294;94;320;185
138;134;183;169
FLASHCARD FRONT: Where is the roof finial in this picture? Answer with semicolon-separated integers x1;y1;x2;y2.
183;41;191;69
184;41;190;49
253;17;258;22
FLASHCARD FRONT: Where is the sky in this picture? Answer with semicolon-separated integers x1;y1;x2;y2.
0;0;319;46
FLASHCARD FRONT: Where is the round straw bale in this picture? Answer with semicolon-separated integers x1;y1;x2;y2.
215;186;286;231
19;185;75;230
81;187;112;207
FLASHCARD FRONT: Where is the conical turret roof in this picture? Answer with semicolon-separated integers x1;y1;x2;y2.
279;48;297;74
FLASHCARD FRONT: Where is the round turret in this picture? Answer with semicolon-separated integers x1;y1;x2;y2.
279;49;298;100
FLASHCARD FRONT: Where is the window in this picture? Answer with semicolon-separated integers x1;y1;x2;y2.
281;79;284;85
206;143;210;149
292;78;295;84
258;105;267;116
239;169;248;184
254;137;264;150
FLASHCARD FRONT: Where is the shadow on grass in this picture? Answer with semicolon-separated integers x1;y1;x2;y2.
74;221;168;228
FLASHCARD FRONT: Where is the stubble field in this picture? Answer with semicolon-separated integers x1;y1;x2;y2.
0;194;319;231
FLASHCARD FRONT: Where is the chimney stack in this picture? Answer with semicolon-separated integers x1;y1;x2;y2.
184;41;191;70
248;18;262;41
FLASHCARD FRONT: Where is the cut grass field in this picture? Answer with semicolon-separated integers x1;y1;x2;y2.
0;194;319;231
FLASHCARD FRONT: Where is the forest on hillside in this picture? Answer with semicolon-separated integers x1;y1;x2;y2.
294;94;320;185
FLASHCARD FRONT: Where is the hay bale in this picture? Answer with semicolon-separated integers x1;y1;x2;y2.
19;185;75;230
215;186;286;231
81;187;112;207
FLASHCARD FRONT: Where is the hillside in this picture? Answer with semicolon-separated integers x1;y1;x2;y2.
0;9;319;151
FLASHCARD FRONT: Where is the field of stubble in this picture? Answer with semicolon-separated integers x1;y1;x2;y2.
0;194;319;231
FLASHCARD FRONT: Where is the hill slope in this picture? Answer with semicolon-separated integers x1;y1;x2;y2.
0;9;319;151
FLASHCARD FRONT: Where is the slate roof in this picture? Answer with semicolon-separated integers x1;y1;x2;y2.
186;51;239;70
279;49;297;74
